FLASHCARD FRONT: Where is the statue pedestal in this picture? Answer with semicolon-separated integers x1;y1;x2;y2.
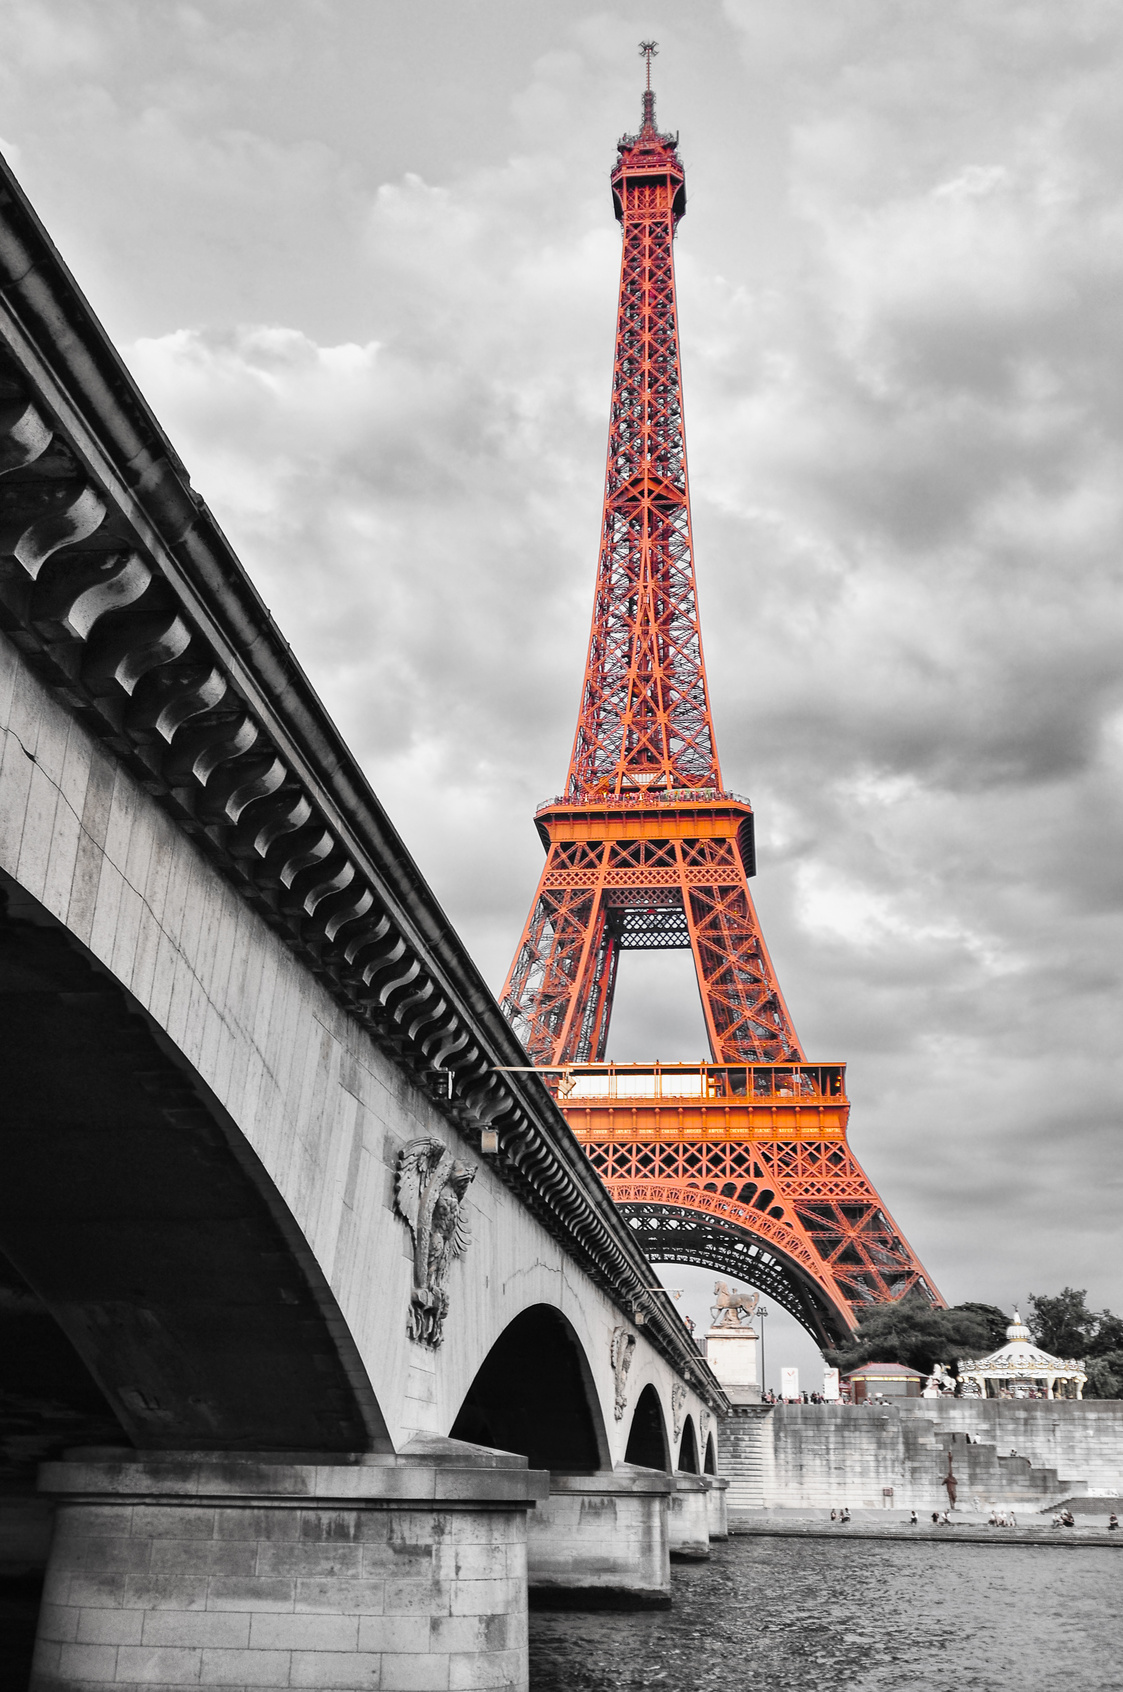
705;1324;762;1405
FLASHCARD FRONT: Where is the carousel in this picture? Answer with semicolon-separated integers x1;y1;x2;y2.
957;1311;1087;1400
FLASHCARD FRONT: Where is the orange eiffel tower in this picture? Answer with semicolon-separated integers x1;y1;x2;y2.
501;47;941;1344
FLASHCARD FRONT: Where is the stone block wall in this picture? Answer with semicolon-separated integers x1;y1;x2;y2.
527;1468;671;1610
31;1449;539;1692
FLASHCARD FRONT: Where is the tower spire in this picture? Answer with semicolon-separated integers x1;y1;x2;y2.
572;58;705;800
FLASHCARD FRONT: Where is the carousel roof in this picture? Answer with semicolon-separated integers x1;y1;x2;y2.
844;1362;924;1381
958;1311;1086;1377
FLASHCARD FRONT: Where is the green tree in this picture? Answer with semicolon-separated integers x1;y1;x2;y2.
825;1294;993;1378
1028;1288;1095;1359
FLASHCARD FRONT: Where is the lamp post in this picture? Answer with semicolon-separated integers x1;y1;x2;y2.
758;1304;769;1398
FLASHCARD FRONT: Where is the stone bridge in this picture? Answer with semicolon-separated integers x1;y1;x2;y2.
0;157;728;1691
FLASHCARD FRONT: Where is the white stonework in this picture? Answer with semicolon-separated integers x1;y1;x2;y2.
32;1447;539;1692
0;628;716;1461
705;1325;761;1405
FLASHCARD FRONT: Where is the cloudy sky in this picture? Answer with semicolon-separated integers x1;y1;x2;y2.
4;0;1121;1372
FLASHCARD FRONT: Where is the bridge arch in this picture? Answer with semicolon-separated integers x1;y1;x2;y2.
623;1382;670;1471
703;1431;717;1475
677;1414;699;1474
449;1304;609;1472
0;873;387;1455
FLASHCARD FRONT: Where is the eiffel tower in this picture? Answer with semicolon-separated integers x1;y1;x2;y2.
500;47;940;1345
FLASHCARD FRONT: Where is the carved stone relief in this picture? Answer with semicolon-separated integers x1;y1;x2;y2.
394;1138;475;1347
610;1326;637;1420
672;1380;687;1441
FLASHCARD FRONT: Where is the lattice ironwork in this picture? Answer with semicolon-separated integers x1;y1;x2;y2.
499;62;941;1339
579;1128;932;1336
618;1204;838;1342
503;824;801;1065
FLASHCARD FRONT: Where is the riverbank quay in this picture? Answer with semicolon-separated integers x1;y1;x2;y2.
719;1398;1123;1512
728;1506;1123;1548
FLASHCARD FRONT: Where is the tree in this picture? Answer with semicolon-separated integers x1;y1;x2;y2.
1085;1354;1123;1400
1028;1288;1095;1359
825;1294;994;1378
1088;1311;1123;1358
948;1302;1010;1351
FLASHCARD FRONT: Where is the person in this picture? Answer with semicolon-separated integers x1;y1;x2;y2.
909;1510;918;1526
1108;1513;1119;1532
839;1508;851;1524
932;1512;941;1524
1060;1508;1075;1527
830;1509;837;1522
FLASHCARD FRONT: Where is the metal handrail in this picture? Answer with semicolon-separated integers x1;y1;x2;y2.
499;1060;848;1103
535;788;752;813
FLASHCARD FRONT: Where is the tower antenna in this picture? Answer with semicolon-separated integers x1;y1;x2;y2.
639;39;658;90
638;40;658;129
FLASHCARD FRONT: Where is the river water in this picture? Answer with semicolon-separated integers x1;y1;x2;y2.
529;1536;1122;1691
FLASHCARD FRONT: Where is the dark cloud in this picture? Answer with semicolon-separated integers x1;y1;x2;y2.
3;0;1119;1321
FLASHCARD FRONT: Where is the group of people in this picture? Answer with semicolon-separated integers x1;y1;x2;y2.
762;1390;832;1404
1049;1509;1119;1530
823;1503;1119;1530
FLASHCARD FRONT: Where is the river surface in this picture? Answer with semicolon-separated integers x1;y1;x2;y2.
529;1536;1123;1691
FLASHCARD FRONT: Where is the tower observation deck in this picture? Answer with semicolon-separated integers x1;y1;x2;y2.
500;47;940;1345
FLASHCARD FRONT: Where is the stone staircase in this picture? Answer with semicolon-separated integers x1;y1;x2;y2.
934;1429;1088;1506
719;1407;770;1510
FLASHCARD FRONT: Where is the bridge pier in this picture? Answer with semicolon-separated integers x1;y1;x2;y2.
526;1466;671;1612
31;1441;542;1692
703;1475;729;1541
668;1474;710;1561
